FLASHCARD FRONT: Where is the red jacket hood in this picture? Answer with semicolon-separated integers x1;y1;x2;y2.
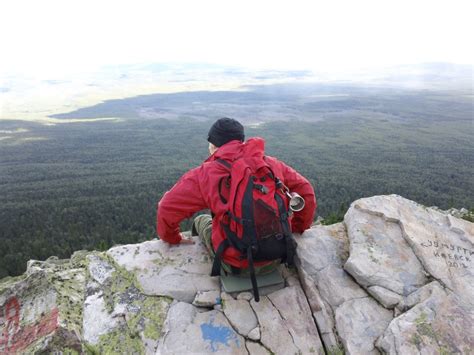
206;137;266;163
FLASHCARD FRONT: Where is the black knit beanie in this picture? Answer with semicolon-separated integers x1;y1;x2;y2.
207;117;245;147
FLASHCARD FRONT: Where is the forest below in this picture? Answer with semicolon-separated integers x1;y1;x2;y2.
1;83;473;277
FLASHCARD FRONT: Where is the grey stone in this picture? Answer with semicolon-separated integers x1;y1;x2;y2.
296;224;363;352
346;195;474;306
320;334;340;352
436;206;474;221
83;291;119;344
284;275;300;287
107;239;211;275
280;265;300;287
397;281;446;312
267;286;325;354
316;264;368;308
3;194;473;354
377;290;474;354
156;301;246;354
139;265;219;303
221;292;258;337
335;297;393;355
344;202;428;296
236;291;253;301
297;223;349;273
0;273;58;353
393;307;403;318
247;326;261;341
193;290;221;308
123;296;171;355
297;266;339;350
246;340;270;354
367;285;402;309
87;255;115;285
108;239;220;303
0;257;86;354
250;295;300;355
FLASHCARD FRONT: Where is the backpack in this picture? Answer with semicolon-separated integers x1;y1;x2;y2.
210;156;297;301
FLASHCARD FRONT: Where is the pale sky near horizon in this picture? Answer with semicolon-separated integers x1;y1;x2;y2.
1;0;473;78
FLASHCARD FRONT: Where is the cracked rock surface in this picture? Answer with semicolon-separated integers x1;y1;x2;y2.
156;301;246;354
297;194;474;354
1;194;473;354
107;239;220;303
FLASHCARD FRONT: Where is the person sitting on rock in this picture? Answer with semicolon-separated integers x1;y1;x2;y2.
157;117;316;280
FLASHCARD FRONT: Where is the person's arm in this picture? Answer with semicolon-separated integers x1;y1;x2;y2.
278;161;317;233
157;167;207;244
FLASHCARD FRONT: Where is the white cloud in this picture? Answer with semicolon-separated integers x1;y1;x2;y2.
0;0;472;77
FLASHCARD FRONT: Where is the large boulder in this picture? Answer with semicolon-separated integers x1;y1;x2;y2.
377;282;474;354
344;195;474;306
0;254;87;353
297;194;474;354
251;285;324;355
107;239;220;303
0;237;324;354
156;301;246;354
1;194;472;354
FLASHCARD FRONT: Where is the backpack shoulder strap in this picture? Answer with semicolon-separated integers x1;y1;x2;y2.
216;158;232;169
211;238;230;276
216;159;232;203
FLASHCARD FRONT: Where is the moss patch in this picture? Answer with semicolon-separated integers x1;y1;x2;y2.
411;311;457;353
97;252;144;313
45;252;89;334
49;268;86;331
327;345;345;355
94;327;145;354
410;333;423;348
88;252;171;348
127;296;172;341
0;274;27;293
414;312;437;340
2;246;173;353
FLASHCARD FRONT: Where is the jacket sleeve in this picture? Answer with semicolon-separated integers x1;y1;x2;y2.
157;167;208;244
278;161;317;233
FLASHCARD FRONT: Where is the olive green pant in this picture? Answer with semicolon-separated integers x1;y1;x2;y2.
193;214;279;276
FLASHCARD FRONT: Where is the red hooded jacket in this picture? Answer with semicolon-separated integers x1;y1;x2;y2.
157;137;316;268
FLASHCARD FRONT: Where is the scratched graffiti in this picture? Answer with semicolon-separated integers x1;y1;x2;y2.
420;240;473;269
0;297;59;353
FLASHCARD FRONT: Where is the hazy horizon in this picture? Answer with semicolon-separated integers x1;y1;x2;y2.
1;61;472;124
1;0;473;78
2;0;473;123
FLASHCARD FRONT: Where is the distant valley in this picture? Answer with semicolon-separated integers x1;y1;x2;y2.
0;62;472;277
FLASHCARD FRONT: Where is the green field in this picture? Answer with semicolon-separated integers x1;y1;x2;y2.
1;82;473;277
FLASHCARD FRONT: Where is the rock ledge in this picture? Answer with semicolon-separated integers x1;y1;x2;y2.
1;195;473;354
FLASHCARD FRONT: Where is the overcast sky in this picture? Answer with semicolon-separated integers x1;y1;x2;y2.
1;0;473;78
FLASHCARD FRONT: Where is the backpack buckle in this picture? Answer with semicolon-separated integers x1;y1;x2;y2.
254;184;269;194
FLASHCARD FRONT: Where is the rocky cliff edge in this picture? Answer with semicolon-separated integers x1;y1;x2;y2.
1;195;473;354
